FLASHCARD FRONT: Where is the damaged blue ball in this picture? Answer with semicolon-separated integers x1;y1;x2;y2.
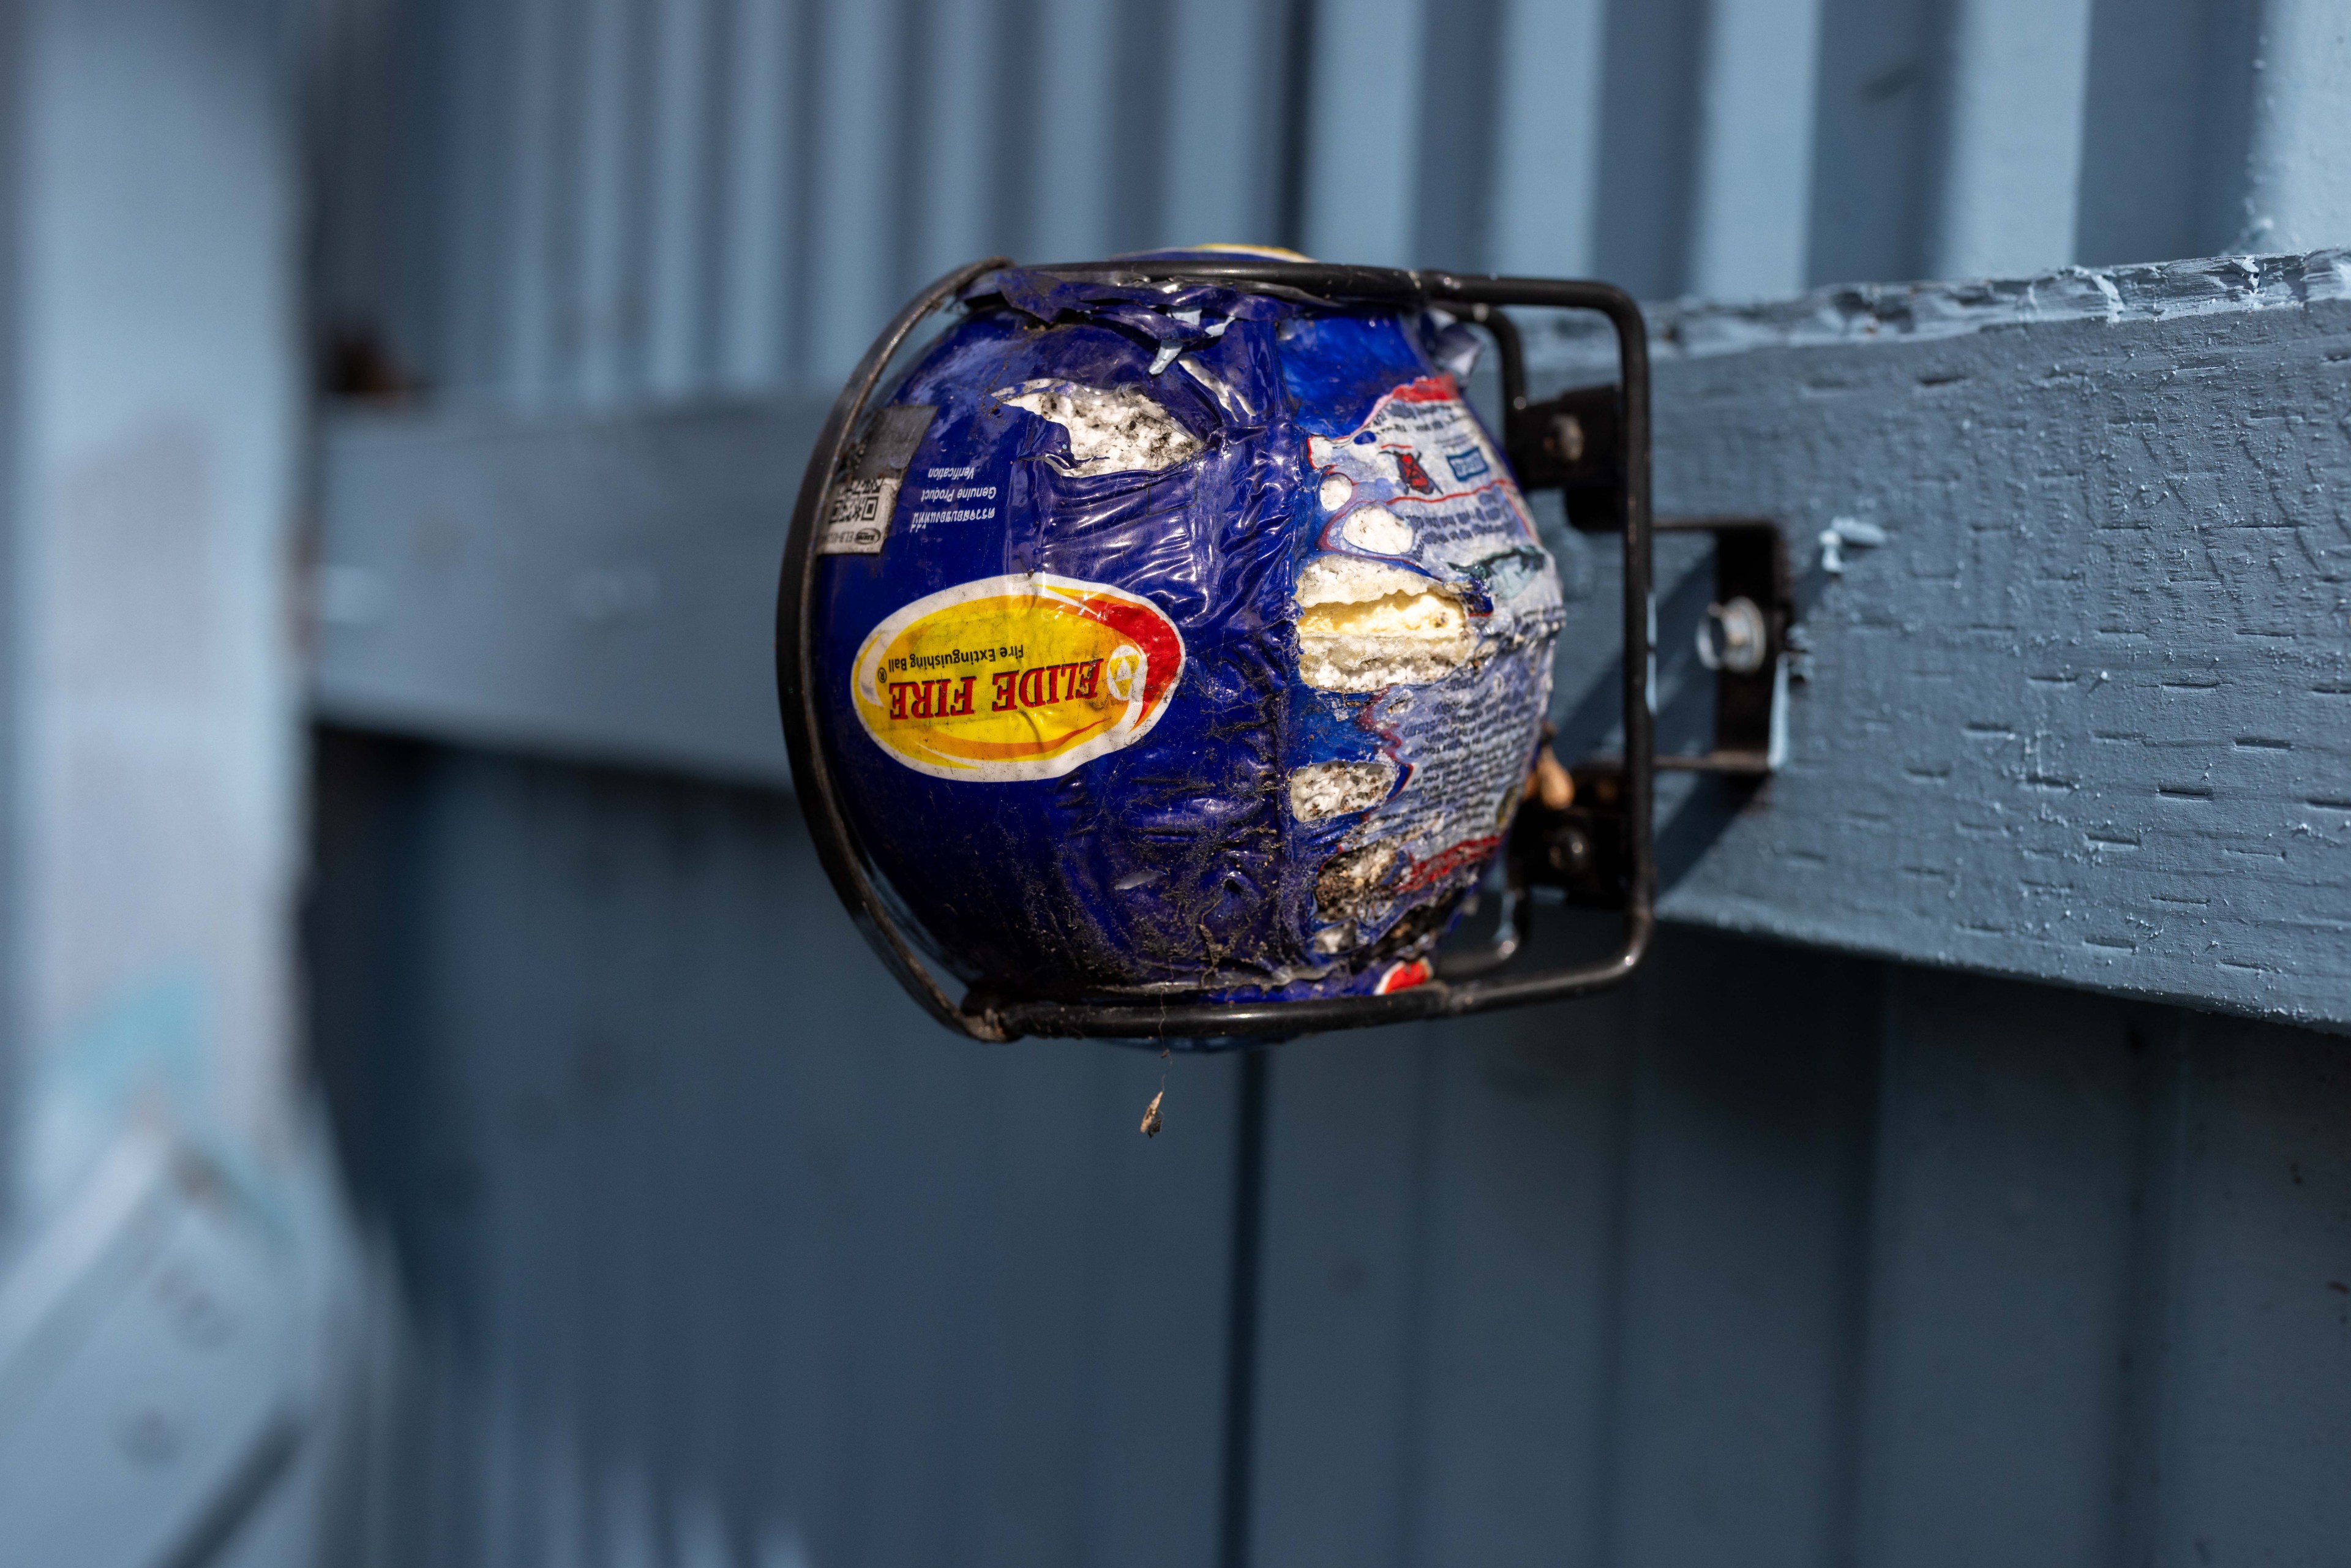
810;255;1565;1010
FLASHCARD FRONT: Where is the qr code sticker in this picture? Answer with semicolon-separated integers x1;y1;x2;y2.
818;476;901;555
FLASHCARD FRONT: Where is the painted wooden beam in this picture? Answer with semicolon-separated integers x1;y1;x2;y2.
312;250;2351;1027
312;398;817;786
1535;248;2351;1030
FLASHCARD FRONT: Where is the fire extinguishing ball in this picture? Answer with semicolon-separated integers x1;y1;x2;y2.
809;253;1564;1012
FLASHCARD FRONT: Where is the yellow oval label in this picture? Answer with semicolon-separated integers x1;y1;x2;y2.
850;573;1187;781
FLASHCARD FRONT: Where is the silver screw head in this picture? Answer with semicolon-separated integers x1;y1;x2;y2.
1698;596;1769;676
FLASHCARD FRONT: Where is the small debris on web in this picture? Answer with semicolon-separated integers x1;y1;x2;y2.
1140;1087;1164;1138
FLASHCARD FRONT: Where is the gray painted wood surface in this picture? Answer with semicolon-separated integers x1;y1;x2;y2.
306;727;2351;1567
315;252;2351;1029
313;399;822;786
1539;250;2351;1029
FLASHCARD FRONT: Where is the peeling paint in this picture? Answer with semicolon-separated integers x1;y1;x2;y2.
1818;516;1888;575
1527;248;2351;377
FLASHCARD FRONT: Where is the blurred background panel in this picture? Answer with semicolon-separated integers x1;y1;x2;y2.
1;2;2348;1567
308;0;2308;420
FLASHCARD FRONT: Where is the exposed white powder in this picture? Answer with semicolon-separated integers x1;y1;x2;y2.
1289;760;1400;822
1341;504;1414;555
996;380;1201;475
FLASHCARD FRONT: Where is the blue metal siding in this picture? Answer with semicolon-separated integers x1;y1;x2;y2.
306;732;2351;1565
312;0;2331;412
306;733;1246;1568
308;0;2344;415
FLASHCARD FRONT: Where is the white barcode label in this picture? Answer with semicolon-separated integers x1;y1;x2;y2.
818;476;901;555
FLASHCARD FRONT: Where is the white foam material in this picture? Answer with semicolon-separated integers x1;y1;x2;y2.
1288;760;1399;822
1292;555;1472;691
1341;504;1414;555
1294;556;1434;607
996;381;1201;475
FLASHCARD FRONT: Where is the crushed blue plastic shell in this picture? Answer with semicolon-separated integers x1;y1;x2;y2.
812;264;1562;1012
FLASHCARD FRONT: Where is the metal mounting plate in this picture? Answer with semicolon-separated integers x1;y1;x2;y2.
1657;516;1793;778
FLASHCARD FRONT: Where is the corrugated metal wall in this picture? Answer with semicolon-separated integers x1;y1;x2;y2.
309;0;2332;416
299;4;2351;1566
303;732;2351;1568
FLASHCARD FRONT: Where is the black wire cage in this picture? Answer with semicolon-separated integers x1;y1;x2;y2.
776;256;1655;1043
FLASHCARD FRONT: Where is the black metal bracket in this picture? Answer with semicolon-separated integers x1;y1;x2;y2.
1657;516;1792;778
1497;515;1791;928
1477;308;1789;772
1507;384;1624;533
1507;762;1635;910
778;258;1655;1043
